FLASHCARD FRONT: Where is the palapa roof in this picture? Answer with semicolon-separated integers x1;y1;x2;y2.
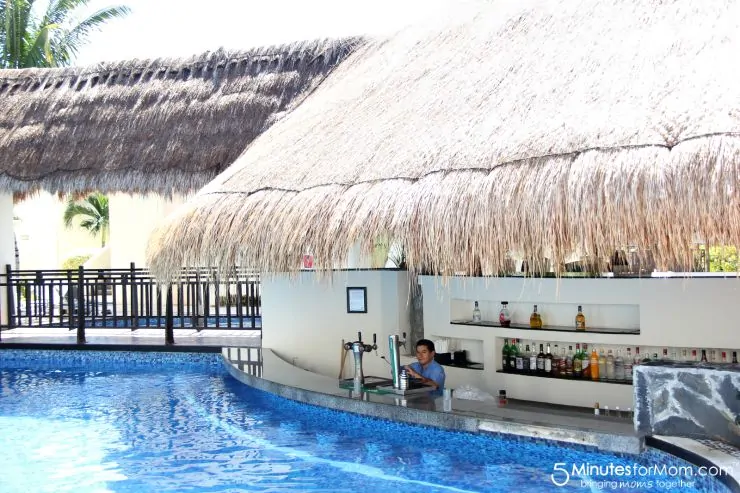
146;0;740;280
0;37;363;196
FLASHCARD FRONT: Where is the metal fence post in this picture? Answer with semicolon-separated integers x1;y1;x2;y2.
76;265;86;344
3;264;14;336
165;285;174;345
130;262;138;330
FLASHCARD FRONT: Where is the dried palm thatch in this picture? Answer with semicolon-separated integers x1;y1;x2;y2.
147;0;740;281
0;38;363;197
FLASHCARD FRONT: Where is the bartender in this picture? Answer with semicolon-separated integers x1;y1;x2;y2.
405;339;446;391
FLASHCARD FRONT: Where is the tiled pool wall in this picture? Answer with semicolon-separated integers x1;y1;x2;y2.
0;349;224;372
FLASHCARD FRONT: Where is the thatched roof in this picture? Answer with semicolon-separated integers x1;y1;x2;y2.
146;0;740;280
0;38;363;196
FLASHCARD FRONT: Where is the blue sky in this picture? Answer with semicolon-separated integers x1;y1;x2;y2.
75;0;456;65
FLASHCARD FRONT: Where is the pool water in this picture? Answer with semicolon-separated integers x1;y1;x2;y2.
0;355;730;493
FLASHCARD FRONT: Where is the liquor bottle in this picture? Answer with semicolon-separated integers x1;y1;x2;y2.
551;345;560;377
564;346;573;377
529;342;538;374
633;347;641;367
662;348;668;360
700;349;708;363
614;349;625;381
733;351;738;364
537;344;546;374
473;301;482;322
624;348;633;381
544;343;554;375
522;345;531;373
573;343;583;375
575;305;586;330
530;304;543;329
721;351;727;363
499;302;511;327
681;348;688;361
581;343;590;379
514;340;524;372
691;349;698;362
590;347;600;380
606;349;615;380
509;339;520;372
502;339;511;372
709;349;716;362
598;349;607;380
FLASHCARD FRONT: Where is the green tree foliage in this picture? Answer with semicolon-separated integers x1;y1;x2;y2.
1;0;130;69
63;192;109;247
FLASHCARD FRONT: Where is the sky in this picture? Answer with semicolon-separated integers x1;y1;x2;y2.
75;0;458;65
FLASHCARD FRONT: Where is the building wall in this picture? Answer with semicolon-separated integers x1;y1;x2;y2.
13;192;102;269
261;270;413;379
263;272;740;413
108;192;190;268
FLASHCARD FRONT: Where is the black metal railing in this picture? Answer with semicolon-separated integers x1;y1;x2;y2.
0;263;261;343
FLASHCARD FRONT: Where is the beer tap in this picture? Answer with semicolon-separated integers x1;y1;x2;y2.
344;331;377;393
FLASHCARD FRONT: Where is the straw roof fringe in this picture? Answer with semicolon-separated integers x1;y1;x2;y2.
0;37;363;196
146;0;740;281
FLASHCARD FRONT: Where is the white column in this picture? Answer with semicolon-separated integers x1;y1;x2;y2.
0;193;14;325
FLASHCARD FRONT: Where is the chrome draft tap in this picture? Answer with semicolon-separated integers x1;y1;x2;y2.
388;332;407;390
344;331;377;393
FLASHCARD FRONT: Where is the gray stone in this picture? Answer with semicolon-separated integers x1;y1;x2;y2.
634;363;740;447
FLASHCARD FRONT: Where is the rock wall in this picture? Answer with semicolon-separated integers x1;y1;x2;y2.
634;362;740;447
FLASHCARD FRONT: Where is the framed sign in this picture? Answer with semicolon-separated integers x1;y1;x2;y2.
346;287;367;313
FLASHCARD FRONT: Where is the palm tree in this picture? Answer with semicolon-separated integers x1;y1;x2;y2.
63;193;109;247
1;0;130;69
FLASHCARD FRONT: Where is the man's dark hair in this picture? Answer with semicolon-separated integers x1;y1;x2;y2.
416;339;435;353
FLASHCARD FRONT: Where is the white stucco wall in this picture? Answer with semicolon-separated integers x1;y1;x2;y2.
421;275;740;410
14;192;101;269
109;193;190;268
261;270;413;378
263;272;740;412
0;193;14;324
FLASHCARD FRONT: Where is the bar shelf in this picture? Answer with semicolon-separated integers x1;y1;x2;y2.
451;319;639;335
495;370;633;385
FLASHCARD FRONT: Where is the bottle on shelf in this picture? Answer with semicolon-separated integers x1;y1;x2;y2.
681;348;688;361
502;339;511;372
598;349;607;380
721;351;727;363
709;349;717;362
529;304;543;329
606;349;615;380
633;347;641;368
614;349;625;381
662;348;668;361
472;301;482;323
522;344;532;373
692;349;698;362
529;342;538;374
537;344;546;374
511;339;522;372
575;305;586;330
624;348;633;381
573;343;583;376
499;302;511;327
564;346;573;377
733;351;738;364
552;345;561;377
590;347;600;380
544;343;553;375
700;349;708;363
581;343;590;379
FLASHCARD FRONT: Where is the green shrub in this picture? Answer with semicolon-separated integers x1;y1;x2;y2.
62;255;92;270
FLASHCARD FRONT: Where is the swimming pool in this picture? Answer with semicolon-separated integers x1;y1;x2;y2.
0;350;731;493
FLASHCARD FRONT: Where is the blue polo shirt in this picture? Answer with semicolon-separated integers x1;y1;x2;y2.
409;360;446;390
